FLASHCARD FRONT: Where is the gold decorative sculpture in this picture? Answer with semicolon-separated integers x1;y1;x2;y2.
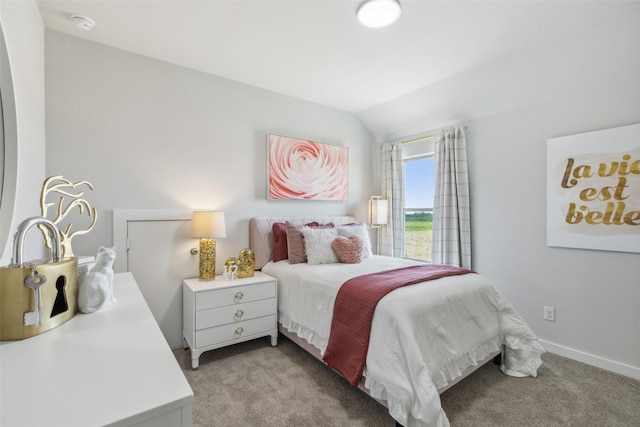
225;248;255;278
39;175;97;257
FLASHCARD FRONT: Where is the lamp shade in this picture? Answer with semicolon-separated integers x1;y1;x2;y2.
370;198;388;226
191;211;226;238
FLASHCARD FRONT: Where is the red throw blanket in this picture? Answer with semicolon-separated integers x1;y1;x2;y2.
322;264;474;386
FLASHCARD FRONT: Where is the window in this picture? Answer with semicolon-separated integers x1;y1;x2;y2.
404;156;435;262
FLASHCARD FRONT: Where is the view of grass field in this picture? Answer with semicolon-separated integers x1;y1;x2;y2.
404;212;433;262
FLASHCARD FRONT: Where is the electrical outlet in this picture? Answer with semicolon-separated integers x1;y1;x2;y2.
543;306;555;322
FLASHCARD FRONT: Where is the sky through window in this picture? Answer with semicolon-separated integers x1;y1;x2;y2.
405;157;435;209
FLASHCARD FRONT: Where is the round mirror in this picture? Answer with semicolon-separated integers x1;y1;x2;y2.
0;23;18;262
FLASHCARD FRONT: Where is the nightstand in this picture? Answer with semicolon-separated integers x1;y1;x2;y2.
182;271;278;370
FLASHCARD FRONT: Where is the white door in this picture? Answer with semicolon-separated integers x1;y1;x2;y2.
127;219;198;348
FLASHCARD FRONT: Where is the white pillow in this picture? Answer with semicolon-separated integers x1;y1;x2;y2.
302;227;339;265
336;224;372;258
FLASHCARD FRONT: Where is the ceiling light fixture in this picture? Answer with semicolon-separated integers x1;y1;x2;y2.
70;14;95;31
357;0;401;28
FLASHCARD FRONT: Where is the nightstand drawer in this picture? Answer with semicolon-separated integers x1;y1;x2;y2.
195;281;276;310
195;314;277;348
196;297;276;330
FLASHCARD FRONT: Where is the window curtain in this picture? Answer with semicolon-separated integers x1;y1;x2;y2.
379;142;404;257
432;127;471;268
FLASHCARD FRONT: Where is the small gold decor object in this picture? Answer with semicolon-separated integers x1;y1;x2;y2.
226;249;255;279
39;175;97;257
238;249;255;277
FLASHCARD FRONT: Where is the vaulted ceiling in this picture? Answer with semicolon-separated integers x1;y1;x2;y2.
37;1;639;141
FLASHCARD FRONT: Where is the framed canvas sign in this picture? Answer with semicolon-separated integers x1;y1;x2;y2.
547;123;640;253
268;134;348;201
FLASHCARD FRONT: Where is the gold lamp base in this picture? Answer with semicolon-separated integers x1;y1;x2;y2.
199;238;216;281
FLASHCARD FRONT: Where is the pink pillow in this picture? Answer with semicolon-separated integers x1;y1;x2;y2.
286;222;332;264
273;221;320;262
331;235;364;264
272;222;288;262
336;223;372;258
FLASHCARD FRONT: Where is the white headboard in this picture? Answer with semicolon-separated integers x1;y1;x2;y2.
250;216;356;269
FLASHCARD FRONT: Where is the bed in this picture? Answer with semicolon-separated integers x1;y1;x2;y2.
250;216;544;427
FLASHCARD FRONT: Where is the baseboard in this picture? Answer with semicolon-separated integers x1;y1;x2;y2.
540;340;640;381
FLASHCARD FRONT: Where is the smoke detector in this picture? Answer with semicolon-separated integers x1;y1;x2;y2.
70;14;95;31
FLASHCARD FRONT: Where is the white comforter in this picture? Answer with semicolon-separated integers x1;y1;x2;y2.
262;256;544;427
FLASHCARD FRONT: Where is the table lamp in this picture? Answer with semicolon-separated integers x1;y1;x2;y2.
191;210;226;281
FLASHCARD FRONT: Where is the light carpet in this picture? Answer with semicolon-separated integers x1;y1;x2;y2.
173;336;640;426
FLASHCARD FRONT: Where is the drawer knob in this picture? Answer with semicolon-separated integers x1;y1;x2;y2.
235;327;244;336
235;309;244;319
234;291;244;301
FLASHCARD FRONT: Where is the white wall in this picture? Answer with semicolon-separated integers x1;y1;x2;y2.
468;81;640;379
362;4;640;379
44;30;374;266
0;1;46;265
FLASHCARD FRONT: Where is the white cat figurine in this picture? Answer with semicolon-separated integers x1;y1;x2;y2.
78;246;117;313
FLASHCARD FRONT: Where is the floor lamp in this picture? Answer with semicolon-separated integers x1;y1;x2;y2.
369;196;388;255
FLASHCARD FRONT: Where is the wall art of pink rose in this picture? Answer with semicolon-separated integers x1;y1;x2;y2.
268;135;348;201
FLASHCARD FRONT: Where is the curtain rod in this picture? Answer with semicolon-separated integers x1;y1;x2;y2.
400;126;468;145
401;135;433;145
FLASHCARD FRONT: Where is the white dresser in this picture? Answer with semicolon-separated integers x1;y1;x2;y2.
0;272;194;427
183;272;278;369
